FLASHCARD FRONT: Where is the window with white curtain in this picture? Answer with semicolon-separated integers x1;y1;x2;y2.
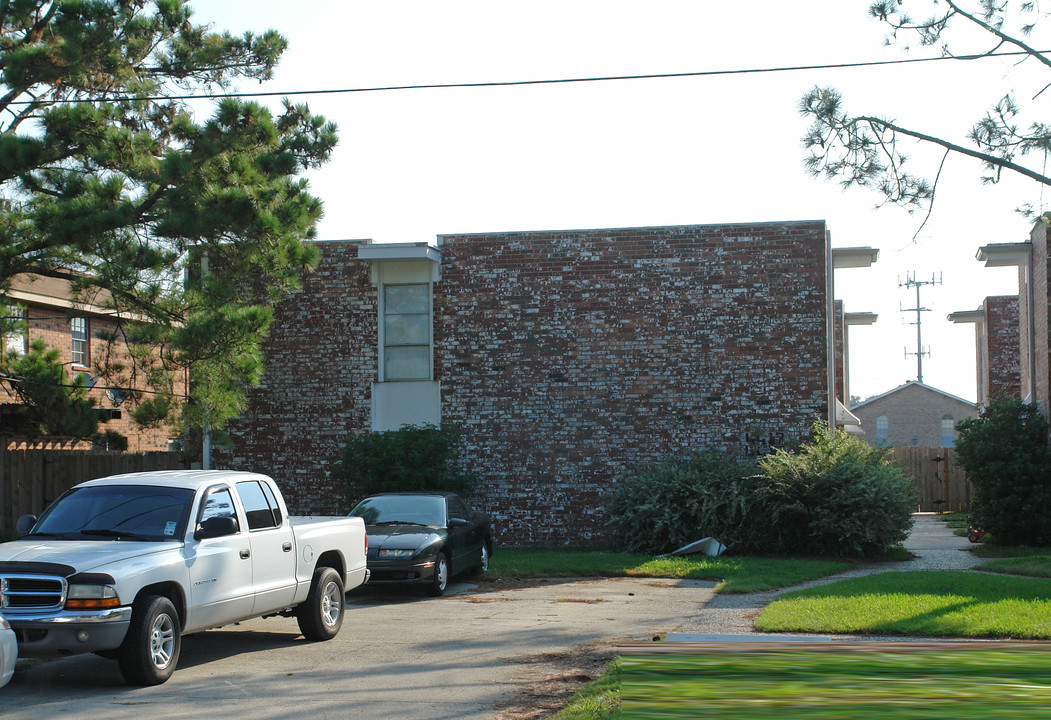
382;283;431;381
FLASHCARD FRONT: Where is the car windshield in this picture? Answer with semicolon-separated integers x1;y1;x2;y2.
351;496;446;527
29;484;195;542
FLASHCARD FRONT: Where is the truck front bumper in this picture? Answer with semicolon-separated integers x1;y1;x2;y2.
8;607;132;657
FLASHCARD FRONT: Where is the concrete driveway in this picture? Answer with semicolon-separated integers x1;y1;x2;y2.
1;577;715;719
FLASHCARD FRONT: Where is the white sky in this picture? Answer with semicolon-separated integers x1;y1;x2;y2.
189;0;1047;404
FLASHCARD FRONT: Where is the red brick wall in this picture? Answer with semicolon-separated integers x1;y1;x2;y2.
222;222;832;545
983;295;1021;402
219;241;377;515
2;304;177;451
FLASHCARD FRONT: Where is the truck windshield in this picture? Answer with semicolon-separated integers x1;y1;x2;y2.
29;484;195;542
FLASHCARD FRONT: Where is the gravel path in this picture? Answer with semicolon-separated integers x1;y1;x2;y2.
676;513;986;639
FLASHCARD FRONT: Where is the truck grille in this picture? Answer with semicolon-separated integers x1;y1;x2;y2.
0;575;66;611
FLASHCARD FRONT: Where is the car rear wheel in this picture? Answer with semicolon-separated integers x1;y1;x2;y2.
426;552;449;597
297;567;345;640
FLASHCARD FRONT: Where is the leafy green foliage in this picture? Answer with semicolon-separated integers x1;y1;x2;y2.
754;424;917;557
954;399;1051;546
0;1;338;439
333;425;477;505
604;451;761;555
605;427;915;558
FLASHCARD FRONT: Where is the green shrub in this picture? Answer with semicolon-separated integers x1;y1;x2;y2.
605;451;761;555
332;424;476;506
754;424;917;557
954;399;1051;546
605;426;916;559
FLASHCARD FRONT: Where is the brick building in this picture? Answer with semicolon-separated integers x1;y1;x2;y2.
851;381;977;448
221;220;871;544
949;295;1021;405
977;219;1051;419
1;274;177;451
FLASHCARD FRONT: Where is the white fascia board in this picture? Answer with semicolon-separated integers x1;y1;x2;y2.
844;312;878;326
976;242;1030;267
357;242;441;264
947;310;984;324
832;247;879;269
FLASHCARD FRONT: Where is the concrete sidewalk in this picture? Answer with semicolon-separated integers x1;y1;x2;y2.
676;513;985;638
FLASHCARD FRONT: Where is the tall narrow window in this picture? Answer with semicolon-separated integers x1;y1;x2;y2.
941;416;955;448
383;283;431;381
4;306;26;355
875;415;889;444
71;317;89;366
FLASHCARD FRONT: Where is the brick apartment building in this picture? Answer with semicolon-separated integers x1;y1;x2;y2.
1;274;177;451
976;219;1051;418
949;295;1021;405
220;220;873;545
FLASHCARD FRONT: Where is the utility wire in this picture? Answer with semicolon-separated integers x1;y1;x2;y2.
5;50;1043;106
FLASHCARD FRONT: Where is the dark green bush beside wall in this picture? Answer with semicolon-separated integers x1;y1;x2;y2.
954;399;1051;546
332;424;476;506
605;425;916;558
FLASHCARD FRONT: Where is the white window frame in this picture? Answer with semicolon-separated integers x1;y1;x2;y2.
71;316;89;367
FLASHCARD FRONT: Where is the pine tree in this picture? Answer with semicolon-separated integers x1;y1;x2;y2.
0;1;338;441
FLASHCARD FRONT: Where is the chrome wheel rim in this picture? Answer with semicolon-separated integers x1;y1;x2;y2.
150;613;176;669
480;545;489;572
436;557;448;590
321;581;342;627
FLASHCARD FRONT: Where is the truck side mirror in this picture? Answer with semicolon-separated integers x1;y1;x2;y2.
194;515;238;540
16;514;37;536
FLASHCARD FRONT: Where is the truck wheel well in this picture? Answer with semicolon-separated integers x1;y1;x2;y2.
314;550;344;579
135;582;187;628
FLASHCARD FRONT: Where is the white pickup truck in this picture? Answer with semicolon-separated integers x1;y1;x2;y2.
0;470;369;685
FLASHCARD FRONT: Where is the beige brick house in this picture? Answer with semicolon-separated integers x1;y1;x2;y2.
851;381;977;447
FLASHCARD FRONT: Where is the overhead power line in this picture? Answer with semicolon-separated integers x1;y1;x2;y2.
6;50;1043;106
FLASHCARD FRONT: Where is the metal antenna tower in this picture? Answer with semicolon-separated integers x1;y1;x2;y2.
899;272;942;384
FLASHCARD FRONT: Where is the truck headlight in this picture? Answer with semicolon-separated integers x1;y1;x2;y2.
66;584;121;610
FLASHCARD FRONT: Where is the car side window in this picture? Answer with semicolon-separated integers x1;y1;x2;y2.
448;496;470;521
199;487;239;532
237;481;279;531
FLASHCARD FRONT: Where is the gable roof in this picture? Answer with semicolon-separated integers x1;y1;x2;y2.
851;380;976;411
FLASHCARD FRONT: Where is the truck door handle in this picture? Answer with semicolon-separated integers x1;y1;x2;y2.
239;549;251;559
282;542;293;552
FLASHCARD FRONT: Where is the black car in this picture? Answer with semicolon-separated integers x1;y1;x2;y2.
350;492;492;596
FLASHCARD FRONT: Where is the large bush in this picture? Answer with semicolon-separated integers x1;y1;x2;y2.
605;451;761;555
332;424;476;506
753;424;916;557
954;399;1051;546
605;425;916;558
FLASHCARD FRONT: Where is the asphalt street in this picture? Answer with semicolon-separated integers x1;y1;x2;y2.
1;576;716;719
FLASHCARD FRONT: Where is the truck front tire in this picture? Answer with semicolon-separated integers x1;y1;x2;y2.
297;567;344;640
118;595;181;685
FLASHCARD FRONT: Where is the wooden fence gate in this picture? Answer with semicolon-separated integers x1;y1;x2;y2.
0;449;189;538
888;446;973;513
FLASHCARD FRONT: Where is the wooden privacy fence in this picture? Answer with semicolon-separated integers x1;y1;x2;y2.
0;450;188;538
888;446;973;513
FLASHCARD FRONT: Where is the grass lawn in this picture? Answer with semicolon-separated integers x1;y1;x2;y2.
980;555;1051;578
613;649;1051;719
755;570;1051;638
552;658;621;720
488;548;855;594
